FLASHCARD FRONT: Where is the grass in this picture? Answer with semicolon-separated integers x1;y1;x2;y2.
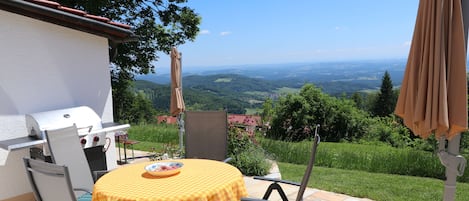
126;123;179;152
274;87;300;94
258;138;469;182
245;108;262;115
279;162;469;201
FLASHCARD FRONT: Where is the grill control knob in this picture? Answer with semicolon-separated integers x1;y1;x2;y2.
80;138;87;144
93;136;99;142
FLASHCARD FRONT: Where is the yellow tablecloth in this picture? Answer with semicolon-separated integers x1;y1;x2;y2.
92;159;248;201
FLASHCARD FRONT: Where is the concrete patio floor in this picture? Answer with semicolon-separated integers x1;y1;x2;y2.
117;148;373;201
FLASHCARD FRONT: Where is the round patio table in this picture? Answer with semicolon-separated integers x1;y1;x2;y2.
92;159;247;201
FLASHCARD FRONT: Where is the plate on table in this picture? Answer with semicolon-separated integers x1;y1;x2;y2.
144;161;183;177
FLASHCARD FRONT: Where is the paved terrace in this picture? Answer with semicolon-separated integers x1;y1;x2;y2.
117;149;373;201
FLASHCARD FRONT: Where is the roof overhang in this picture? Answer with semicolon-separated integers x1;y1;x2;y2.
0;0;137;43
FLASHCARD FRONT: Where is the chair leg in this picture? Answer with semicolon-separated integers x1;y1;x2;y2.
117;137;122;163
123;143;128;164
262;182;288;201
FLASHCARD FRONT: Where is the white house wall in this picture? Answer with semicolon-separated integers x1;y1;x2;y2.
0;10;117;199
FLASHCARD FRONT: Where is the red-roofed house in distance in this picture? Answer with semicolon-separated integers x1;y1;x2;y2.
0;1;135;200
157;115;178;125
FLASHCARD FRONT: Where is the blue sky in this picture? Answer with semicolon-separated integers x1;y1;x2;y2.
155;0;419;71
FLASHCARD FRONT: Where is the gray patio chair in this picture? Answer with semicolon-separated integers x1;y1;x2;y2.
184;111;231;162
242;125;321;201
44;124;102;194
23;157;92;201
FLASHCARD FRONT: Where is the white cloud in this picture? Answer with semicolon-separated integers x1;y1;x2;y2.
403;41;412;46
220;31;232;36
199;30;210;35
335;26;347;31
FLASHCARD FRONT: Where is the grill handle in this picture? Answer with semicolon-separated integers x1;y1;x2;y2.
77;125;93;133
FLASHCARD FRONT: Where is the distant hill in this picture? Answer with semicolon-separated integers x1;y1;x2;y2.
134;60;409;113
137;59;407;86
134;79;256;114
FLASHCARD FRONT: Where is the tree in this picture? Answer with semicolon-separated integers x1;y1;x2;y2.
261;98;274;124
268;93;311;141
372;71;396;117
267;84;370;142
350;92;365;110
56;0;201;122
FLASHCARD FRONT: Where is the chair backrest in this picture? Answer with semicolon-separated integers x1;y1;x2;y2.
45;125;94;194
295;125;321;201
23;157;77;201
184;111;228;161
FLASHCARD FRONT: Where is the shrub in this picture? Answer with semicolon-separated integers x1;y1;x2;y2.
228;127;272;176
229;145;271;176
267;84;371;142
363;116;412;148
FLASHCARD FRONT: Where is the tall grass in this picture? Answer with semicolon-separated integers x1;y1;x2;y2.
125;123;180;152
127;123;179;144
258;138;469;182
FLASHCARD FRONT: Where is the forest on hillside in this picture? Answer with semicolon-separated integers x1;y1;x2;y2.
134;73;384;114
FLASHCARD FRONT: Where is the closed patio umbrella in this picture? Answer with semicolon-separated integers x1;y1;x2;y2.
394;0;468;200
170;47;185;151
170;47;185;116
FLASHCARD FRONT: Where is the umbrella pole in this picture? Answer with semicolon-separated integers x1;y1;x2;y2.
178;51;184;154
441;135;467;201
442;1;469;200
177;113;184;154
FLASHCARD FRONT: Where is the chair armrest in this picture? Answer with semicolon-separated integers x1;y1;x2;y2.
253;176;301;186
223;157;233;163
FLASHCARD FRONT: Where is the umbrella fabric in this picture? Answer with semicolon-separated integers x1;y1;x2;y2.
395;0;468;140
170;47;185;116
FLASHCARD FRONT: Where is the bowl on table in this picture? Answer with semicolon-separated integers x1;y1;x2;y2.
144;161;184;177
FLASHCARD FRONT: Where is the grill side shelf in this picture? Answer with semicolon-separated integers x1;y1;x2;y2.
0;123;129;151
0;136;45;151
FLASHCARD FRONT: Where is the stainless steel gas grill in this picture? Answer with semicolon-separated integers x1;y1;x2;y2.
26;106;129;150
0;106;129;171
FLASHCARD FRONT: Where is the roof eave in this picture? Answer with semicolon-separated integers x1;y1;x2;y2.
0;0;137;43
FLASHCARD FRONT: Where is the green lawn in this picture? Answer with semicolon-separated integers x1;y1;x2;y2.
279;162;469;201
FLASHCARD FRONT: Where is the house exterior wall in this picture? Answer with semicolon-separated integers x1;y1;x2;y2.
0;10;118;199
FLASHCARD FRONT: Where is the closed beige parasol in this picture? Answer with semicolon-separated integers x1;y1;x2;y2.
170;47;185;116
395;0;468;200
170;47;185;151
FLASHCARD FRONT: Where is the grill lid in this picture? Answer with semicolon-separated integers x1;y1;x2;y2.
26;106;102;140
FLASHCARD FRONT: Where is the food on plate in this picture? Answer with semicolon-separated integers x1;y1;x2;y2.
145;161;183;176
157;164;178;171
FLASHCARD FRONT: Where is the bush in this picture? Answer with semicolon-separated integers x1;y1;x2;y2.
267;84;371;142
363;116;412;148
228;127;272;176
229;145;271;176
